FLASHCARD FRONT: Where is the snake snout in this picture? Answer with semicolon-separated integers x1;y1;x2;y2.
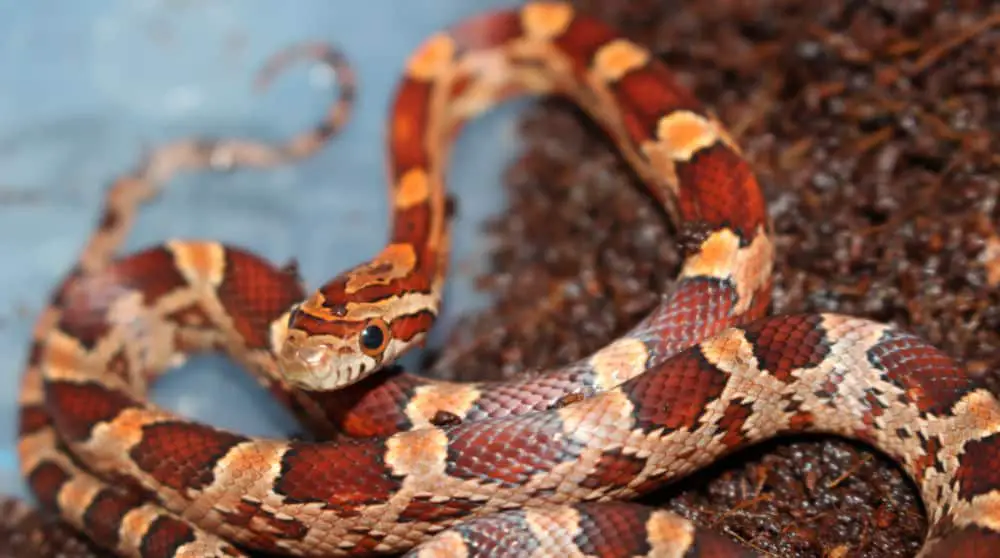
277;334;339;391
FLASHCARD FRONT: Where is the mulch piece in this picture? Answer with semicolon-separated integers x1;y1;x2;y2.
425;1;1000;556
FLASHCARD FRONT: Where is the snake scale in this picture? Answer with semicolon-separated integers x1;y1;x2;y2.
7;3;1000;557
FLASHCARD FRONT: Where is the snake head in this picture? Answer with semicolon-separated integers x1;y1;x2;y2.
276;249;438;391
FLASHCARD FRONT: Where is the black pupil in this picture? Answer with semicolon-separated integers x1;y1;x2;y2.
361;325;384;350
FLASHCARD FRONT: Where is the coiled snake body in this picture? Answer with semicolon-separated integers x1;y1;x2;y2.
12;3;1000;557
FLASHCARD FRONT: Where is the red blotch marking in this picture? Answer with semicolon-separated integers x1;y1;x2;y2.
774;397;818;438
450;10;522;51
104;349;132;385
389;311;436;344
19;404;51;436
390;203;432;247
579;449;647;491
346;532;389;555
129;422;247;492
717;400;753;449
675;143;767;240
742;277;774;323
741;315;828;383
954;432;1000;501
573;502;653;556
329;272;437;312
614;64;705;149
52;275;115;350
27;460;70;510
327;256;440;314
289;309;364;339
396;495;481;524
626;347;730;433
216;248;304;350
114;248;189;304
216;497;307;548
646;277;739;358
860;389;889;431
309;369;422;437
45;380;136;442
468;375;591;421
553;16;621;76
785;410;816;432
450;510;539;555
814;365;846;407
388;79;432;179
558;17;710;167
624;459;692;496
139;516;196;558
83;488;145;550
926;525;1000;558
50;265;83;308
907;433;942;486
448;74;473;104
867;332;974;416
445;413;585;487
53;248;189;349
274;441;400;515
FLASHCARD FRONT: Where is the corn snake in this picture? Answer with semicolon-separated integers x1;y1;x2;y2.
9;2;1000;556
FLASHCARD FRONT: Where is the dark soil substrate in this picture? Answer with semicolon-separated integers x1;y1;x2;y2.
423;1;1000;557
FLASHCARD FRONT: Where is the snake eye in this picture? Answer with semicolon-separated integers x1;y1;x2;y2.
359;319;390;356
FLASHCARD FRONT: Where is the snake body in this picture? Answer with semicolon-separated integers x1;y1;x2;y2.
13;3;1000;557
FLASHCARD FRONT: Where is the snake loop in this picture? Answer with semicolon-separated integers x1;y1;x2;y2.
15;40;357;557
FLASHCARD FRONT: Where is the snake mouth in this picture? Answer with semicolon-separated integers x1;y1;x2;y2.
277;328;340;390
277;330;376;391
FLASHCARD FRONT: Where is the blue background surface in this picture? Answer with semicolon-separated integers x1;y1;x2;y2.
0;0;527;501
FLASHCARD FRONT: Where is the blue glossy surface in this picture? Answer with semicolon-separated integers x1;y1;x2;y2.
0;0;527;500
